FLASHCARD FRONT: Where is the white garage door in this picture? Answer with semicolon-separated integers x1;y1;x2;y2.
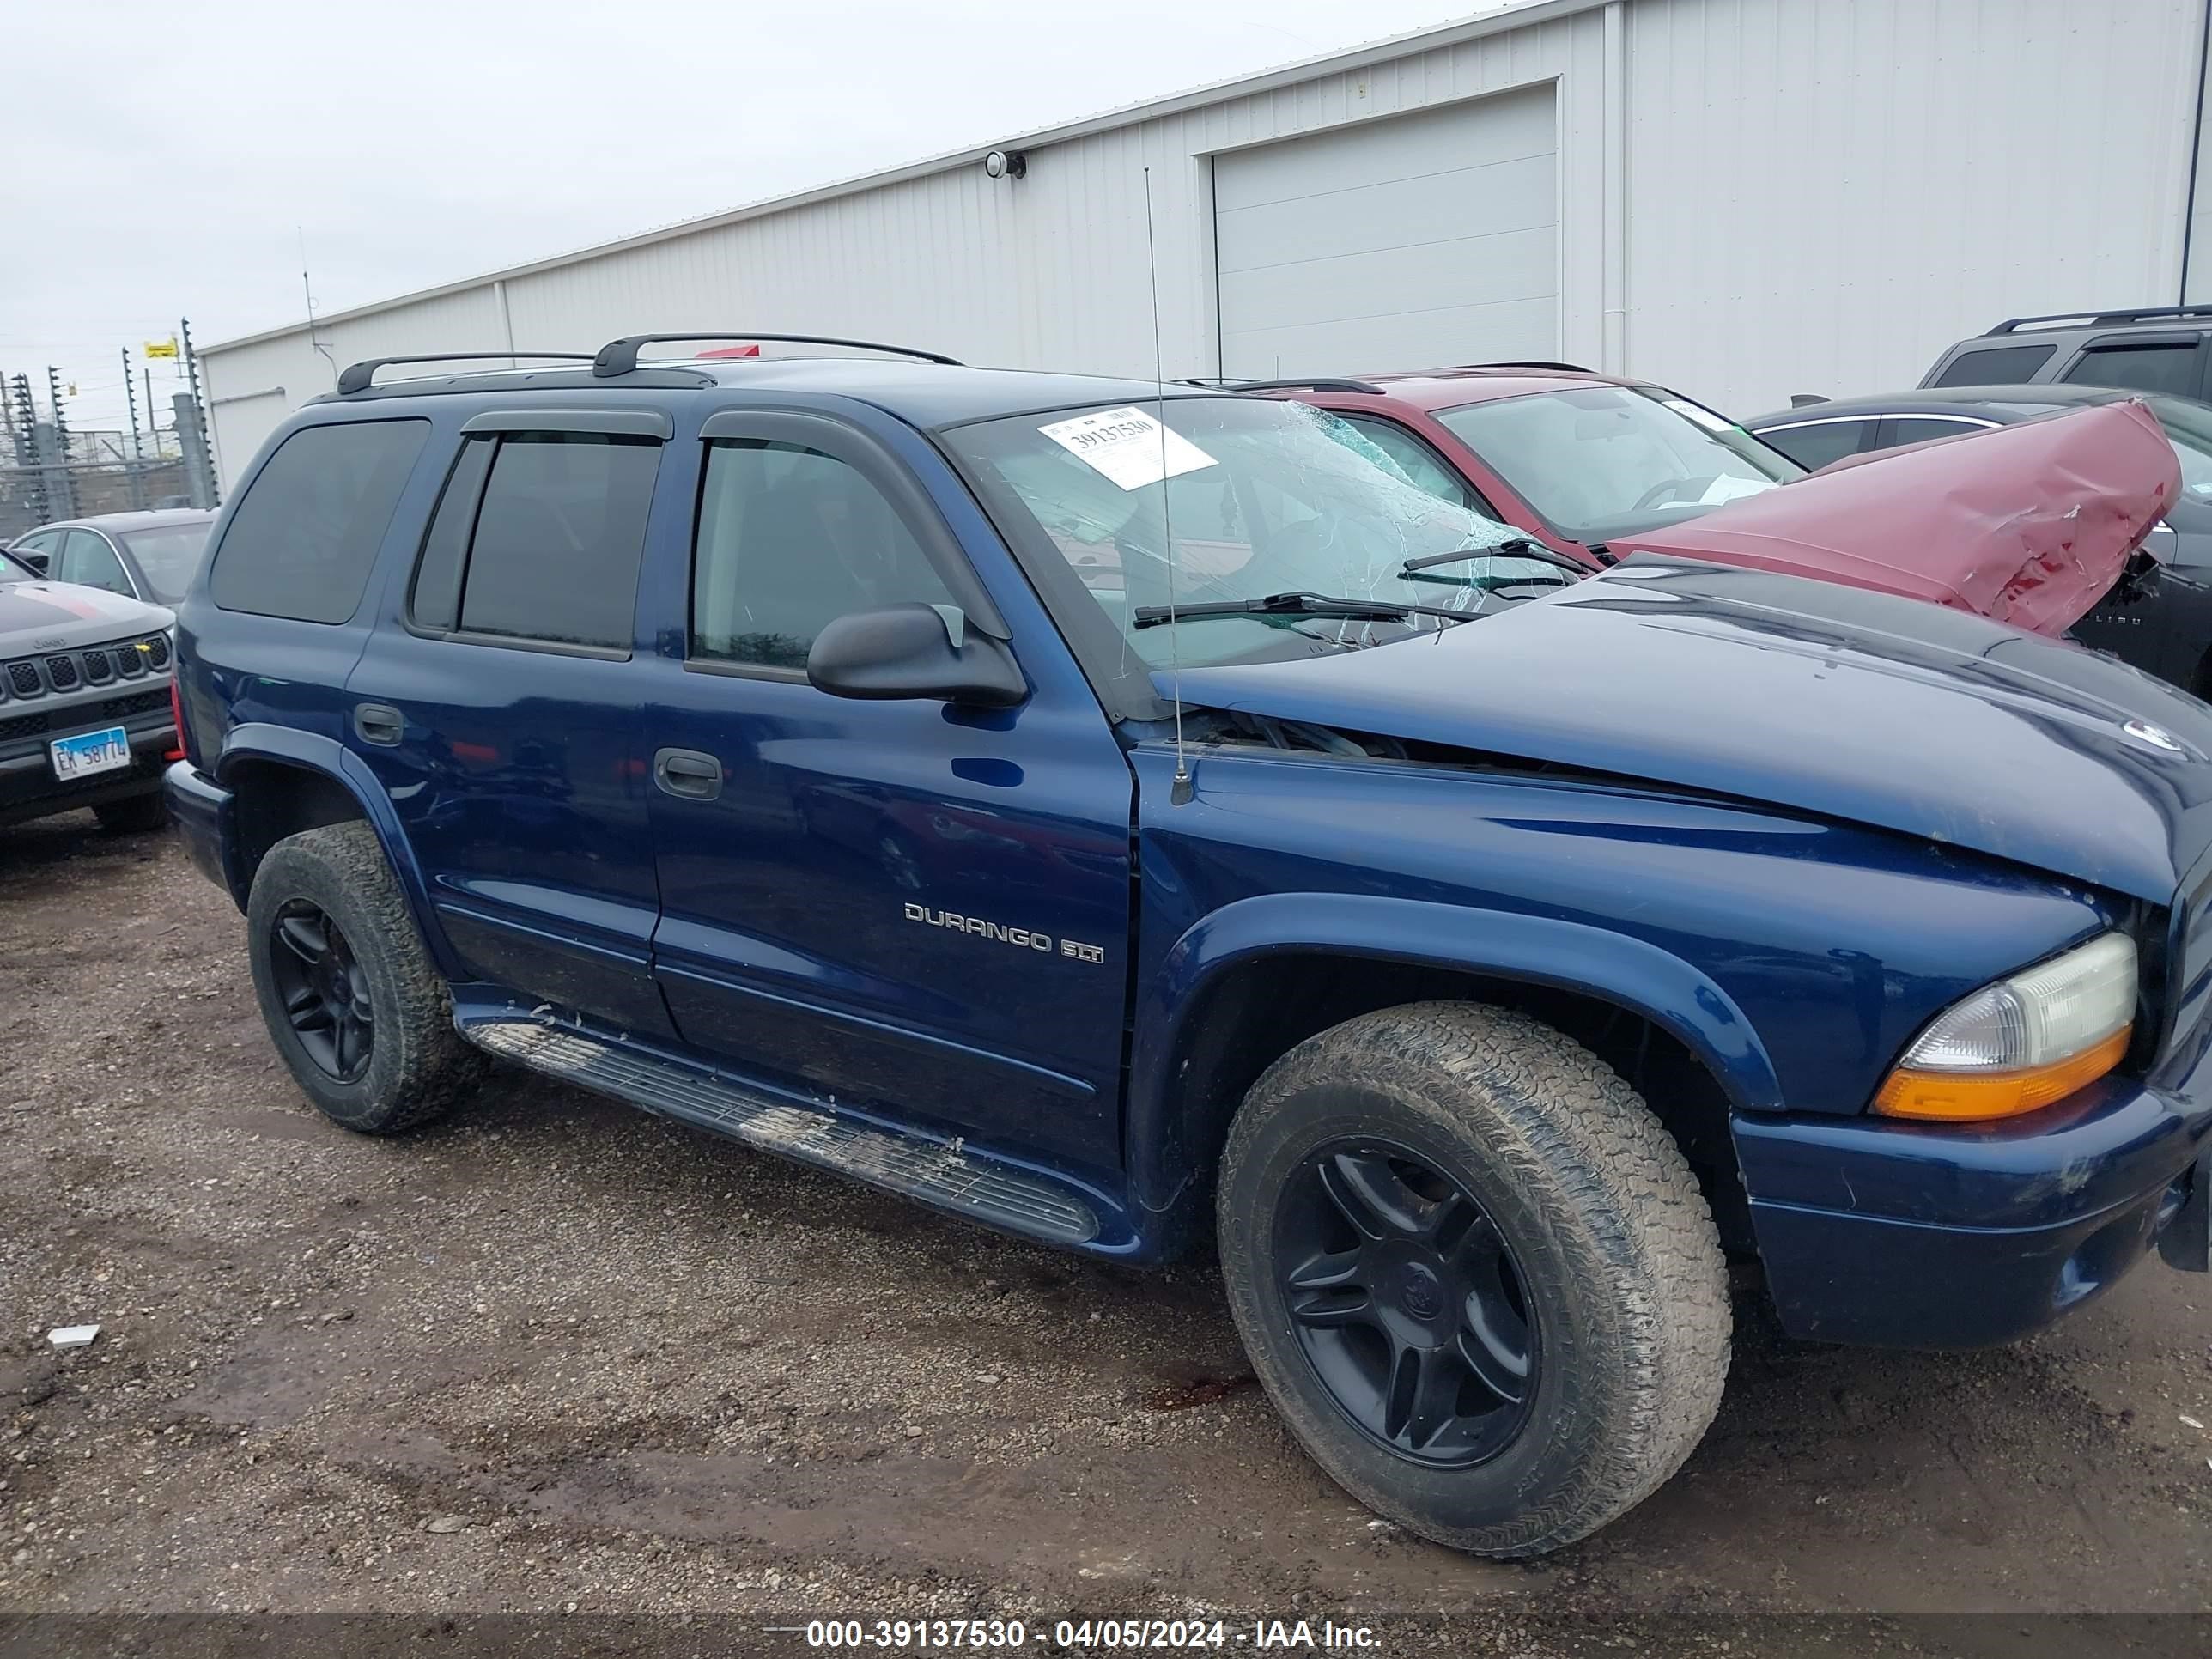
1213;84;1559;379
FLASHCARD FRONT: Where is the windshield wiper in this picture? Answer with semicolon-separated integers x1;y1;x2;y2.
1401;537;1589;578
1130;590;1482;629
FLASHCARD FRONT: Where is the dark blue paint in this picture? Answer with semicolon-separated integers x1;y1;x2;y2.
215;724;455;970
1124;743;2109;1134
168;363;2212;1353
641;671;1132;1168
1740;1037;2212;1344
164;757;238;896
343;632;680;1040
1170;557;2212;905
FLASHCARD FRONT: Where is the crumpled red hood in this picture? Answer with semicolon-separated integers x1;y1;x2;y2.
1605;399;2179;636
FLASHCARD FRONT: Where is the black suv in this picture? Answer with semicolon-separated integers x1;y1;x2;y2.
1923;304;2212;398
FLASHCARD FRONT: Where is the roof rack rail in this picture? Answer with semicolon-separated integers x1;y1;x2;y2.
1986;305;2212;335
336;353;594;396
1462;360;1594;374
1191;376;1388;395
591;333;962;377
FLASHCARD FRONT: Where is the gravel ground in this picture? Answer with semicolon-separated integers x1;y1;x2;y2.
3;814;2210;1656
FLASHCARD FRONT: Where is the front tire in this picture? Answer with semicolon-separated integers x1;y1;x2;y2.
1216;1001;1729;1558
246;822;484;1134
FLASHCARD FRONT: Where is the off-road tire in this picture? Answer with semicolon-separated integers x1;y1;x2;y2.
94;792;168;834
246;822;484;1134
1216;1000;1730;1558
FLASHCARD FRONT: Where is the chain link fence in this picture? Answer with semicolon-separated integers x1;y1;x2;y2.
3;368;216;544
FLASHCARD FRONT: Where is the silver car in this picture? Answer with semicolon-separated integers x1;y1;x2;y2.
8;507;217;605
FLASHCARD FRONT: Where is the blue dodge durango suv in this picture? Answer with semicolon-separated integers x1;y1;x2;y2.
166;335;2212;1557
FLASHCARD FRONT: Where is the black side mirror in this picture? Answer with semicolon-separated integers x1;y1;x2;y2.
16;550;49;574
807;604;1026;707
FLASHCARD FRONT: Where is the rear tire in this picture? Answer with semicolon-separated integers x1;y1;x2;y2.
1216;1000;1730;1558
94;792;168;834
246;822;484;1134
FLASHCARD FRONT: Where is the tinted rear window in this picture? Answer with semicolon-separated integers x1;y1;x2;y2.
209;420;430;623
1928;343;2057;387
450;433;659;650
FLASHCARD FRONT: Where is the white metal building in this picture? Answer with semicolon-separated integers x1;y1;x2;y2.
200;0;2212;486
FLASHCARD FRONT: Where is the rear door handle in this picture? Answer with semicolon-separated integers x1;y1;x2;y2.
353;703;405;746
653;747;723;800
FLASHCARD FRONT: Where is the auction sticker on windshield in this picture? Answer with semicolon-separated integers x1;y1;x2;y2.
1038;405;1218;491
50;725;131;781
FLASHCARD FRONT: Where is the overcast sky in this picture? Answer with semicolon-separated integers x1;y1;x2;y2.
8;0;1493;433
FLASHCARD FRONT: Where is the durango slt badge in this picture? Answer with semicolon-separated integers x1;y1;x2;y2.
903;902;1106;963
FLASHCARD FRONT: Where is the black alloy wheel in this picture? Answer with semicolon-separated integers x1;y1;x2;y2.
266;899;374;1083
1273;1137;1537;1467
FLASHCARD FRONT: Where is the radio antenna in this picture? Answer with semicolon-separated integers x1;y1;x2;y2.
1144;165;1194;807
301;226;337;386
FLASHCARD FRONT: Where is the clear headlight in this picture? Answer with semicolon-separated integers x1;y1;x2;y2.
1875;932;2136;1121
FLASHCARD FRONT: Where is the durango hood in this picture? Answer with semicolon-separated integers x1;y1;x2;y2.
1606;400;2178;636
1167;559;2212;903
0;576;173;649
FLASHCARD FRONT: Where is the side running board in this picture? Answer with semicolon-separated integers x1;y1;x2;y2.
461;1020;1103;1246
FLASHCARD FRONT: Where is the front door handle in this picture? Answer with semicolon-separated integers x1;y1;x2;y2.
354;702;405;746
653;747;723;800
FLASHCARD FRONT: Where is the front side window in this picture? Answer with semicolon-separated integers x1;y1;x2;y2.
412;432;659;651
691;440;954;671
2063;343;2201;398
945;397;1568;671
118;523;214;604
58;531;135;596
210;419;430;623
1433;386;1801;543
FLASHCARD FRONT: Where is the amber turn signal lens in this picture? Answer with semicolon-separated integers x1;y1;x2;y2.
1873;1026;2131;1121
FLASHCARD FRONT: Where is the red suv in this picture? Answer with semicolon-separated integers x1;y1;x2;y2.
1223;363;1803;569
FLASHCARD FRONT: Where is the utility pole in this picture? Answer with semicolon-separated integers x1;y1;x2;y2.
43;367;78;520
171;394;215;511
121;347;148;510
179;317;218;506
8;374;49;523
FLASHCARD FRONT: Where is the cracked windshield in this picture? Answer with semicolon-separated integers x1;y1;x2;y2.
946;396;1570;668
